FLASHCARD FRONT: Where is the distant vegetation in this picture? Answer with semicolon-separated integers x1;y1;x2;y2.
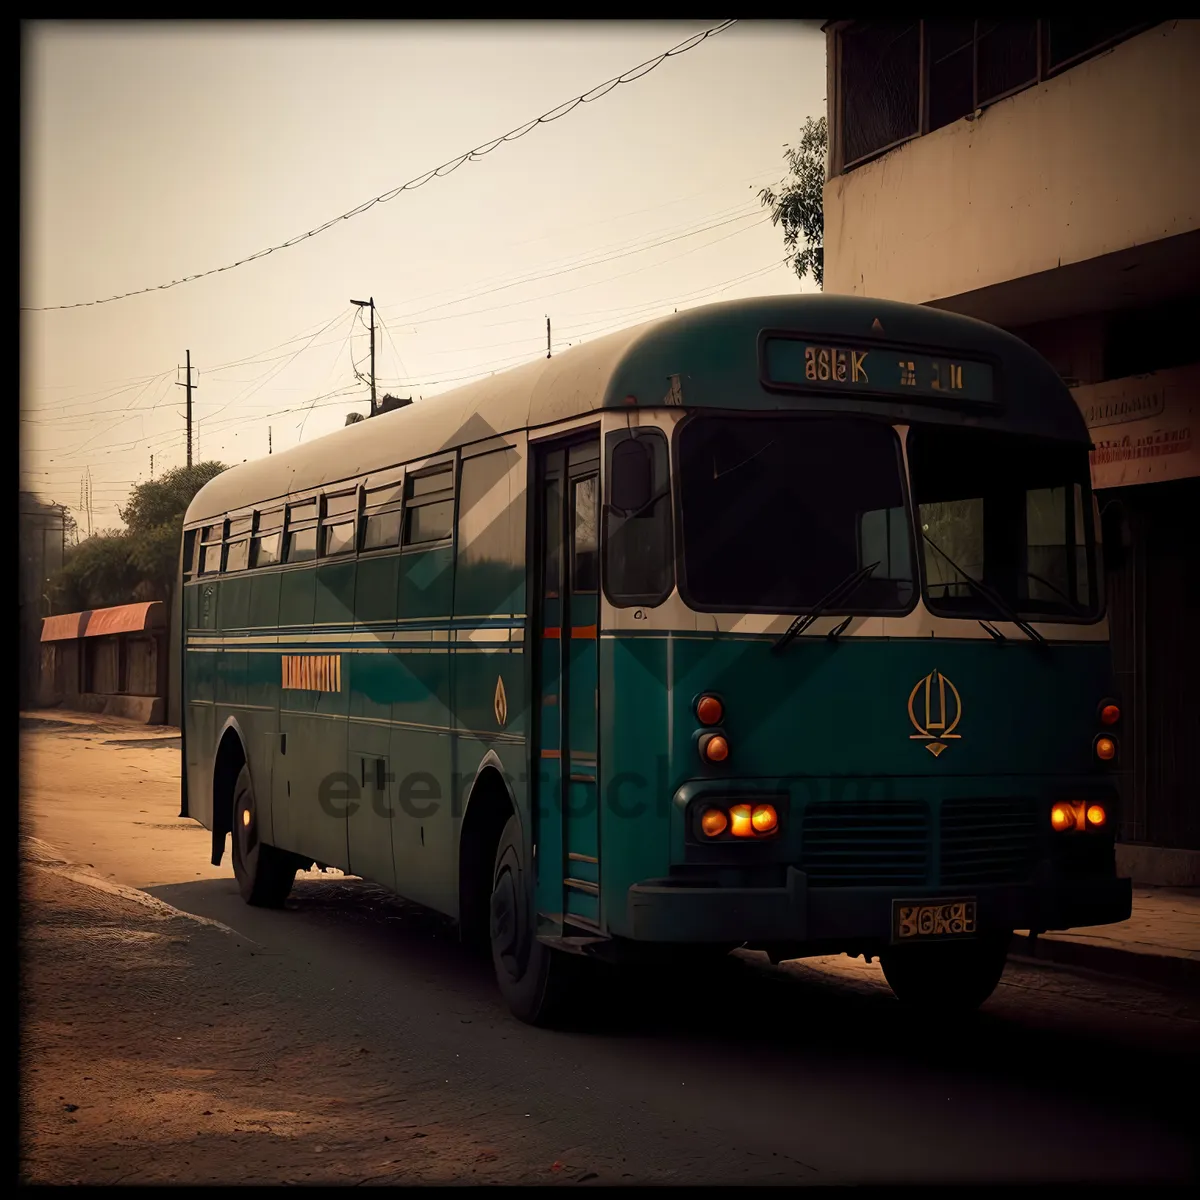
49;462;227;613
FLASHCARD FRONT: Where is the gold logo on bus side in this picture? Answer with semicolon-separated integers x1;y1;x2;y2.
907;669;962;757
494;675;508;728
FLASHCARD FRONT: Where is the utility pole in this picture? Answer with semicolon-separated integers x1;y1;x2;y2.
351;298;376;415
176;350;197;467
268;427;273;455
150;454;154;480
546;316;551;359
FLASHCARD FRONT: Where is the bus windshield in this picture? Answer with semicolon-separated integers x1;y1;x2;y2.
908;426;1101;622
676;414;915;613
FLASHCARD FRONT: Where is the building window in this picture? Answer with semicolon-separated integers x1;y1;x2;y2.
1043;19;1150;76
841;21;921;167
927;21;1040;132
836;20;1158;173
927;21;976;134
977;20;1038;105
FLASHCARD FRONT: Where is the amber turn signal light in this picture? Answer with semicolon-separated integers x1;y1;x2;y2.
697;800;781;839
729;803;753;837
751;804;778;834
696;694;723;726
1099;703;1120;726
1095;736;1116;762
1051;802;1078;831
1051;801;1090;832
700;733;729;763
1087;804;1107;827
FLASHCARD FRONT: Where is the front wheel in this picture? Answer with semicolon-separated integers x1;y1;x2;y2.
231;763;298;908
489;815;584;1026
879;933;1011;1014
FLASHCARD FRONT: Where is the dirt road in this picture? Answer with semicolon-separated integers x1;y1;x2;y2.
19;715;1200;1184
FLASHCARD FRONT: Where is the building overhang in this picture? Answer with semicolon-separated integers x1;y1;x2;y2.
925;229;1200;330
41;601;166;643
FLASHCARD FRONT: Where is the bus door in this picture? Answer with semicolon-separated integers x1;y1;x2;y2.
534;434;601;931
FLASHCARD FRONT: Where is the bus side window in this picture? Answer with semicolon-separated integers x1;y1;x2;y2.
182;528;198;580
322;489;360;557
362;480;405;551
603;428;673;607
284;499;319;563
224;515;253;573
199;522;224;575
252;508;284;567
403;463;455;546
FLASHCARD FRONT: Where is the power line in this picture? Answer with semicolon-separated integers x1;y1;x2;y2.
26;253;791;470
375;194;762;319
23;183;771;425
24;20;737;313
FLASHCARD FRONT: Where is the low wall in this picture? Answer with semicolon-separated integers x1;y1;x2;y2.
1117;843;1200;888
59;693;165;725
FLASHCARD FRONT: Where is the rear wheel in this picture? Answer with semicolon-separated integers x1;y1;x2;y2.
880;933;1011;1014
490;815;583;1026
231;763;297;908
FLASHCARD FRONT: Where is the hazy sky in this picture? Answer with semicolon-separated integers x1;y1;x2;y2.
22;20;825;529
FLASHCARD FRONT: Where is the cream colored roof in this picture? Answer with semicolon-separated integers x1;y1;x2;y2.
185;292;1084;524
185;313;666;524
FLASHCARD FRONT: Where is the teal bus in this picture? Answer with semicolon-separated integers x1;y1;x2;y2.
179;295;1132;1024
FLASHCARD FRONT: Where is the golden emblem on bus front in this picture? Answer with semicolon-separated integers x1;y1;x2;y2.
494;675;508;728
907;668;962;757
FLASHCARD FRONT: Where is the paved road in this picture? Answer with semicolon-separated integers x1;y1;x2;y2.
20;717;1200;1184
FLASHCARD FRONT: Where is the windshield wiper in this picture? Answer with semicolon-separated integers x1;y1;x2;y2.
772;561;879;655
920;533;1046;647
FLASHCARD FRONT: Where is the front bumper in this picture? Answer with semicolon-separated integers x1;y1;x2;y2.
625;870;1132;946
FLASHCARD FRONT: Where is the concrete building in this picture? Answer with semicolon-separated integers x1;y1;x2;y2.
822;19;1199;884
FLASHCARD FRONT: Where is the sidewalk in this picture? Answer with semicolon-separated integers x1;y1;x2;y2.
1012;887;1200;990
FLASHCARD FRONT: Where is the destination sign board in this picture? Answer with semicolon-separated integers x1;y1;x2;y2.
762;337;996;405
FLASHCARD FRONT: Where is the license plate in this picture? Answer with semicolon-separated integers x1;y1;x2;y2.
892;898;977;942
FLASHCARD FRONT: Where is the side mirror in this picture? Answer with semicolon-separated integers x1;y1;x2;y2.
1100;502;1130;572
610;437;654;514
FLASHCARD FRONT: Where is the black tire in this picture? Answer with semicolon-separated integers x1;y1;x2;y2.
880;933;1011;1014
489;815;582;1026
231;763;297;908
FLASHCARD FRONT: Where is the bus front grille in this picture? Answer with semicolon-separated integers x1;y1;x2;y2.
939;797;1040;887
799;801;930;887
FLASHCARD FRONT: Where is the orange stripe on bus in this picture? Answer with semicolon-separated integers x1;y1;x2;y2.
571;625;597;639
543;627;561;639
540;749;561;759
